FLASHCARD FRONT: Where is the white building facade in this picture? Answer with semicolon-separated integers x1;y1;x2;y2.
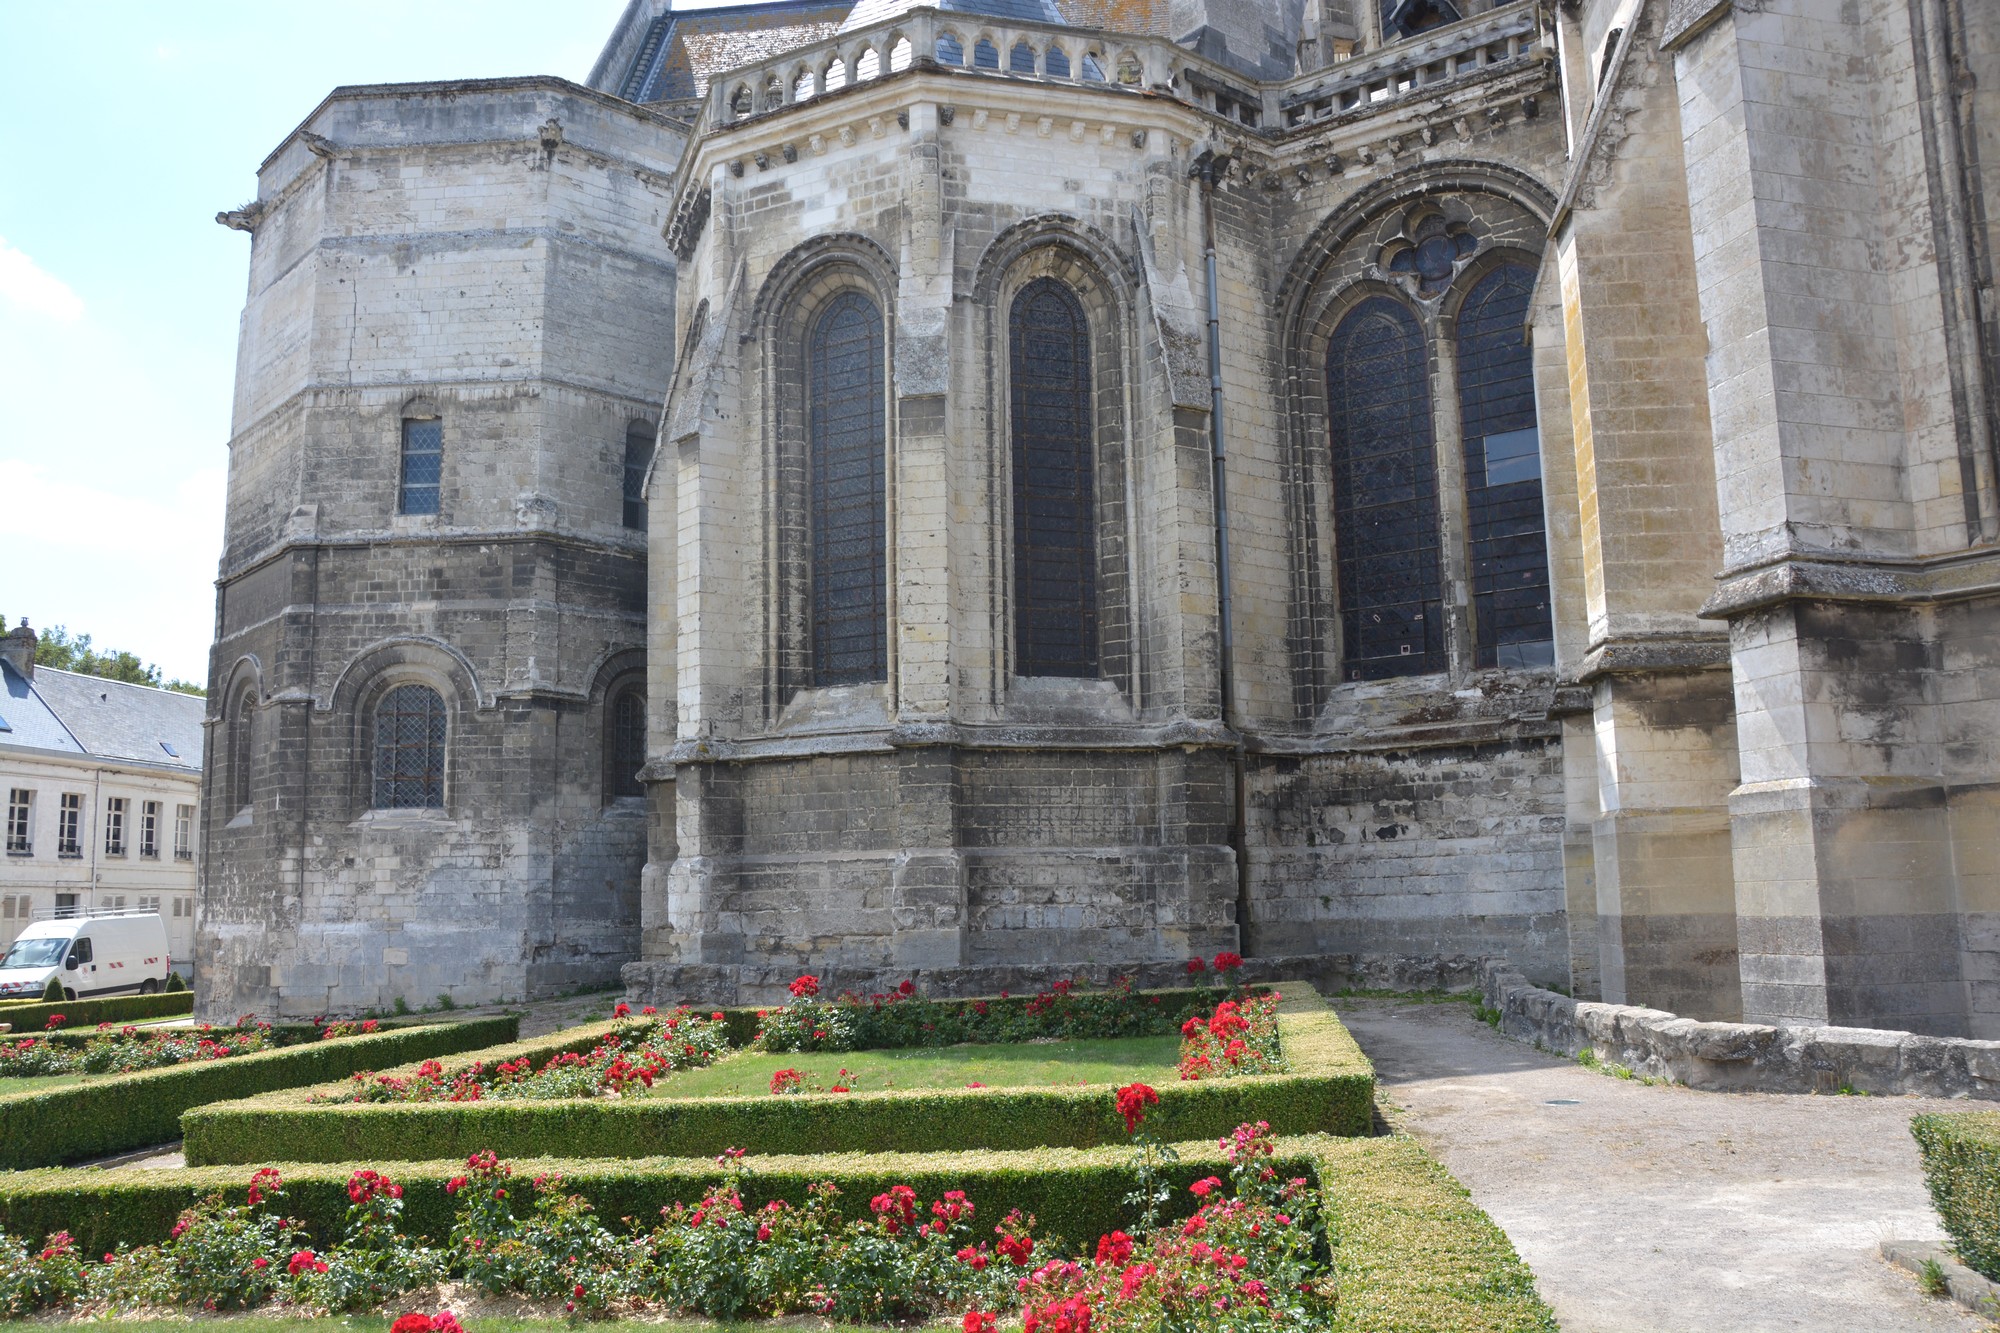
0;624;204;969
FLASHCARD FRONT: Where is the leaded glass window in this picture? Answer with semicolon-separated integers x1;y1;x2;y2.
399;419;442;516
624;421;652;531
1010;278;1098;678
609;689;645;799
809;292;888;686
1458;265;1553;668
1328;296;1444;680
372;684;447;809
232;696;254;810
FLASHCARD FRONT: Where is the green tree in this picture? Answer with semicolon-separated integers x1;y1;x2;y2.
1;618;204;696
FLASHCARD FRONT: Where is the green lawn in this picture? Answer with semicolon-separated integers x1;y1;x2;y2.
0;1072;95;1095
653;1034;1181;1099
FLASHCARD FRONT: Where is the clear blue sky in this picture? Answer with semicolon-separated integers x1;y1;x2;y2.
0;1;650;684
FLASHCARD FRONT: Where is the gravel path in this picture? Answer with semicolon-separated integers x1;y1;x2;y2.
1338;996;1989;1332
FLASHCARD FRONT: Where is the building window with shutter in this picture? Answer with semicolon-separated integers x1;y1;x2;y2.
57;794;81;857
104;797;127;857
4;789;29;855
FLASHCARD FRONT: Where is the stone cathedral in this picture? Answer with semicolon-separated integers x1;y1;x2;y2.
198;0;2000;1038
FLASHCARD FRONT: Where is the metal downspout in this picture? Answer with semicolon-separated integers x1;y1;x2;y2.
1193;151;1252;951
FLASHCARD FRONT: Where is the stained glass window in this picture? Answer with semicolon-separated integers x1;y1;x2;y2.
624;421;652;531
607;690;646;799
399;419;441;516
1457;265;1553;668
809;292;888;686
1010;278;1097;678
1328;297;1444;680
372;685;447;809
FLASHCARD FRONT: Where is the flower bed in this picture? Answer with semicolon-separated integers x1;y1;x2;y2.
0;992;192;1034
0;1132;1553;1331
1178;993;1285;1080
0;1015;521;1170
181;985;1375;1166
0;1018;402;1080
756;970;1244;1053
307;1009;729;1104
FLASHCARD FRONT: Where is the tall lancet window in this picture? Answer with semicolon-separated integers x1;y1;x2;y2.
808;291;888;686
1328;296;1444;679
1010;278;1097;678
1457;264;1553;667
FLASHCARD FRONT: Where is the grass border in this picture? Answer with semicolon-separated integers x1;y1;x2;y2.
0;1015;522;1169
0;1133;1552;1332
180;984;1375;1166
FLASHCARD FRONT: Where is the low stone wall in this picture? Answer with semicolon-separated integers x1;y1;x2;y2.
622;951;1491;1008
1478;960;2000;1100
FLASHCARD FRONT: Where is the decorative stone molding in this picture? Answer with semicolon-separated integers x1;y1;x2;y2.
1478;958;2000;1100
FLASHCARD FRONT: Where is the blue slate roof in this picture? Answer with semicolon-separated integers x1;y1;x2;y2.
622;2;854;103
0;665;203;774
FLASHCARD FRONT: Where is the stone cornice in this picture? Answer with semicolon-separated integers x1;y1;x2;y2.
1566;634;1733;685
1699;547;2000;619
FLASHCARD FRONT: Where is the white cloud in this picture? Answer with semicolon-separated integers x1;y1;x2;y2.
0;237;85;324
0;461;224;680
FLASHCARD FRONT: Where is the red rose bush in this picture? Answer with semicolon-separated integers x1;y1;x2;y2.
1176;992;1287;1082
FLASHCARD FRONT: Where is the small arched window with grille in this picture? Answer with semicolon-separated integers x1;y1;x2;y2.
1010;278;1097;678
372;684;447;810
623;421;652;531
808;291;889;686
398;418;442;515
1327;296;1444;680
231;695;255;810
1457;265;1553;668
607;689;646;800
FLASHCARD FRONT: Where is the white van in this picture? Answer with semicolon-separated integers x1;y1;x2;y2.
0;910;172;1000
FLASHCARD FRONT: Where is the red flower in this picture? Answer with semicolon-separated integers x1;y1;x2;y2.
445;1176;468;1195
789;974;820;998
613;1002;631;1018
288;1248;327;1276
1212;951;1243;973
1189;1176;1222;1198
963;1314;998;1333
898;979;916;996
1181;1016;1204;1038
770;1068;804;1095
246;1168;282;1207
44;1014;65;1029
432;1315;464;1333
1185;957;1205;974
391;1315;434;1333
997;1233;1035;1266
957;1245;989;1270
756;1222;772;1241
642;1005;657;1016
711;1011;725;1021
1118;1261;1157;1299
1095;1229;1134;1267
1114;1082;1159;1135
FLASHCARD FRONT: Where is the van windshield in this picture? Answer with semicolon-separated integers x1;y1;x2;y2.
0;938;65;970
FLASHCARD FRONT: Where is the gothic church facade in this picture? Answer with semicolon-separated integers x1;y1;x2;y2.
199;0;2000;1038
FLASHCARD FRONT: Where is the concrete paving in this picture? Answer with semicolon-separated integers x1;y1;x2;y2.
1338;996;1990;1332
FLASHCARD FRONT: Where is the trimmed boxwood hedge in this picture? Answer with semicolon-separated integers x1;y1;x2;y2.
0;991;193;1032
0;1134;1554;1331
181;984;1375;1166
1912;1111;2000;1281
0;1014;521;1169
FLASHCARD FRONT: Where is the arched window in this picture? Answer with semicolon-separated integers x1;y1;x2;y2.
1010;278;1097;678
1457;265;1553;668
372;685;447;809
1328;296;1443;679
607;688;646;800
808;291;888;686
623;421;652;531
231;694;254;810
